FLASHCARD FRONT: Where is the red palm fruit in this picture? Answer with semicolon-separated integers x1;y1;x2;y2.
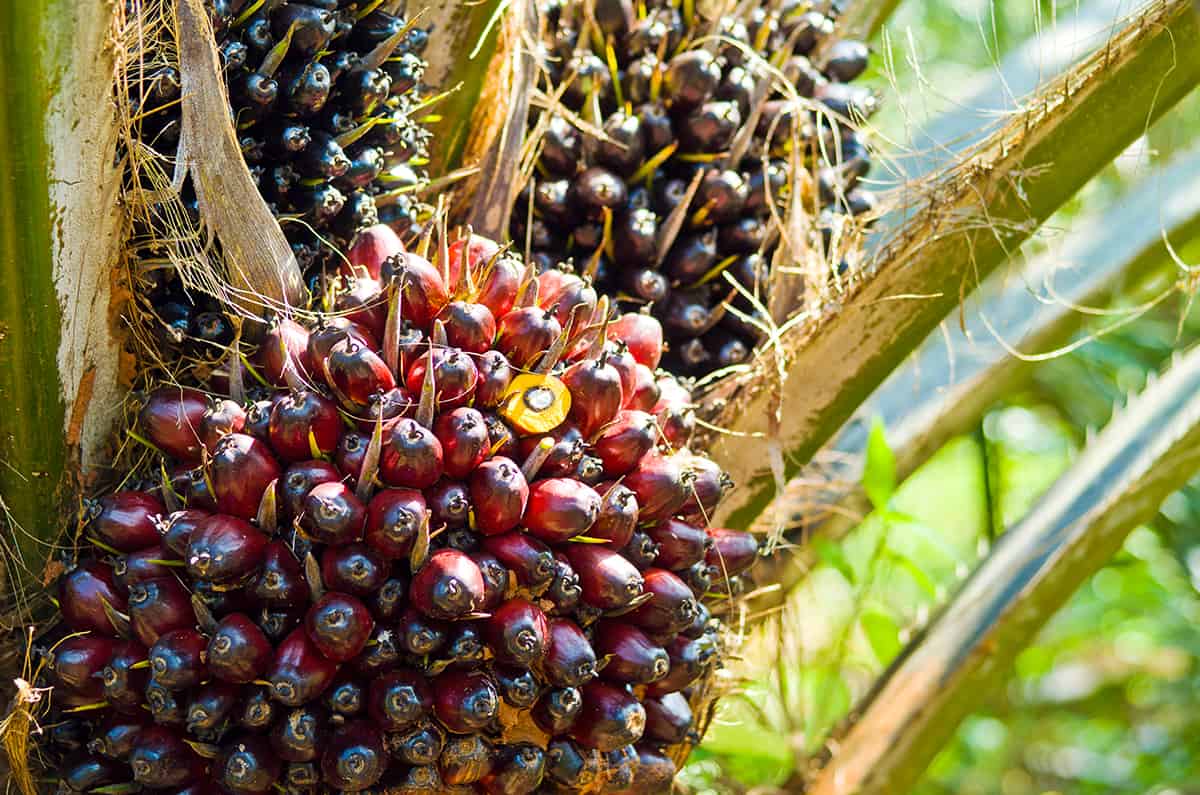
480;531;555;588
370;575;410;622
608;313;663;369
434;407;489;478
632;745;677;793
533;687;583;736
88;490;164;552
382;251;451;329
200;398;247;453
481;743;547;794
440;734;496;785
628;568;699;636
364;488;427;559
645;518;711;571
328;337;396;408
570;681;647;752
591;483;639;549
446;234;501;286
643;692;693;744
169;463;218;510
187;681;240;735
448;241;523;320
517;423;585;478
541;273;597;328
140;386;207;462
128;577;193;646
100;639;149;712
481;411;518;458
253;541;308;606
270;704;327;762
484;598;550;666
113;544;178;593
562;355;624;438
305;592;374;662
240;685;279;731
207;613;273;683
268;390;341;462
624;454;691;523
269;627;340;706
129;726;204;788
345;223;404;279
187;514;268;583
564;545;644;610
158;508;210;557
545;619;599;688
90;713;146;758
356;386;415;432
258;318;312;387
646;634;717;697
593;622;669;684
705;527;759;576
380;418;444;488
306;320;380;381
433;669;500;734
301;481;367;545
468;456;528;534
624;530;661;570
494;665;541;709
440;301;497;354
149;628;207;689
468;551;510;611
322;543;388;595
51;636;113;698
336;431;369;486
411;548;485;620
215;734;283;794
210;433;282;519
546;553;582;614
475;350;514;408
657;404;695;449
593;411;657;476
428;480;472;528
679;454;732;520
625;363;661;412
602;342;639;400
406;346;479;410
495;305;561;369
60;754;126;792
524;478;601;542
397;606;448;656
335;276;388;338
545;738;602;790
389;721;445;766
368;667;433;731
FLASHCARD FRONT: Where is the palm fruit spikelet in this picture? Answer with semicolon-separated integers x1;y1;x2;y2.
42;225;758;793
512;0;877;378
126;0;434;360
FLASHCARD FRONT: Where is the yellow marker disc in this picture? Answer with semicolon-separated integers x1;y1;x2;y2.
499;373;571;435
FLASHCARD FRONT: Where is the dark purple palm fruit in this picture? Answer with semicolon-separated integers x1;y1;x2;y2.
100;639;150;712
433;669;500;734
50;636;113;700
484;598;550;666
561;353;624;439
357;385;415;432
682;560;718;594
406;346;480;410
494;665;541;709
305;591;374;662
592;410;658;476
129;726;205;788
440;734;496;786
439;301;497;355
268;626;340;706
139;387;207;463
113;544;180;592
546;553;583;614
468;551;510;611
148;628;207;689
468;456;528;535
397;606;448;656
270;705;325;763
381;252;451;330
646;633;718;697
157;508;210;557
208;612;273;683
257;318;312;389
544;738;603;791
327;672;367;718
306;320;379;382
335;276;388;338
301;481;367;545
434;407;489;478
86;490;164;552
210;433;282;519
128;576;193;647
480;743;547;794
268;389;341;462
252;540;308;606
144;678;187;725
631;745;677;792
539;114;582;174
564;545;645;610
257;605;306;643
593;622;670;684
628;568;699;636
480;531;556;589
643;691;694;745
602;744;639;791
169;463;219;511
411;548;486;620
678;453;733;520
427;479;472;529
336;430;370;486
321;543;387;596
364;487;427;559
367;667;433;731
59;754;127;793
663;49;721;108
590;483;639;549
239;685;279;732
89;713;146;759
624;529;662;572
352;626;402;677
215;734;283;794
523;478;601;542
186;680;240;736
623;453;692;523
444;620;487;666
199;397;247;453
480;411;518;458
495;305;562;369
644;518;711;571
186;513;269;583
570;681;647;752
388;721;445;767
532;687;584;736
380;418;444;488
475;350;514;408
326;336;396;409
58;560;127;635
705;527;760;576
544;618;599;688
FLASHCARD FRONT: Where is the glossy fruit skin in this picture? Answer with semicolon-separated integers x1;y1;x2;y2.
593;410;657;477
149;628;208;689
532;687;583;736
593;622;670;684
258;318;313;387
60;754;126;793
468;457;528;534
51;636;114;697
301;481;367;545
59;560;127;636
380;418;444;488
128;576;194;647
129;726;203;787
382;252;450;330
543;618;599;688
406;347;480;410
367;667;433;731
397;606;447;656
252;540;309;606
305;592;375;662
388;721;445;766
440;734;496;785
643;691;694;744
346;223;404;279
89;713;146;758
269;389;341;462
186;513;269;583
210;433;282;519
269;627;340;706
89;491;164;552
140;387;207;462
705;527;759;576
645;518;710;571
336;431;370;486
475;350;514;408
608;313;664;370
523;478;601;543
240;685;279;732
485;598;550;666
590;484;639;549
321;543;388;596
440;301;497;354
370;575;410;623
114;544;179;592
562;357;624;438
144;677;187;725
481;742;547;794
100;639;150;713
546;554;582;614
434;669;500;734
269;704;326;762
322;720;387;791
564;545;645;610
215;733;283;794
186;680;240;736
468;551;509;611
200;397;247;453
496;306;562;369
158;508;210;557
623;454;690;523
411;548;486;620
444;620;486;666
628;568;699;636
328;338;397;408
480;532;555;588
326;673;367;717
545;738;602;790
208;613;273;683
570;681;647;752
434;407;489;478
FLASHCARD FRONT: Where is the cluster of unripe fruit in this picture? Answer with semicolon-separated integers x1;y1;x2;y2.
46;225;758;793
512;0;875;377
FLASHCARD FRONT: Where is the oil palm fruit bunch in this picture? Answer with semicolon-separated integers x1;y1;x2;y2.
129;0;432;283
44;225;757;793
511;0;876;378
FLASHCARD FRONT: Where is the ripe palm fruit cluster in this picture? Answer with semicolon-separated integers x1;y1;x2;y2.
46;226;759;793
511;0;875;377
132;0;432;347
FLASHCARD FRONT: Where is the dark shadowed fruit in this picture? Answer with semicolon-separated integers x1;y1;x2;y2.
215;734;283;794
368;667;433;731
322;720;387;790
208;613;273;683
306;591;375;662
